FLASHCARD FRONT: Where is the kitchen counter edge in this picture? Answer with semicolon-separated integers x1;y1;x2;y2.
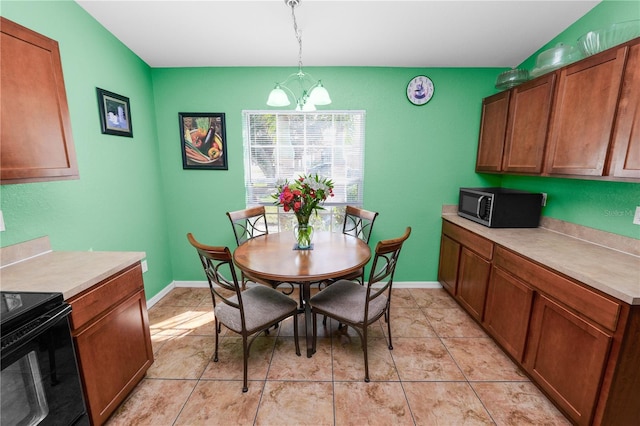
0;251;146;300
442;214;640;305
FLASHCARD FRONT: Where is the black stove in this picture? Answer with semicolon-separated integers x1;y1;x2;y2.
1;291;65;329
1;291;88;425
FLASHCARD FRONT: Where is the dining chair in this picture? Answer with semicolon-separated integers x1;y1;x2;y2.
310;227;411;382
321;206;379;326
226;206;268;245
226;206;282;290
187;233;300;392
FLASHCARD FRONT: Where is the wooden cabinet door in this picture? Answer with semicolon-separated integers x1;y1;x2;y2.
484;266;534;362
544;46;628;177
608;41;640;179
476;91;510;172
525;294;612;426
438;234;460;296
73;289;153;425
0;17;78;184
502;73;556;174
456;247;491;321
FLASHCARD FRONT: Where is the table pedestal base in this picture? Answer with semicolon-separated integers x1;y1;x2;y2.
299;282;315;357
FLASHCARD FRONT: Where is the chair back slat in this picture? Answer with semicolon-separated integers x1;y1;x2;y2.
342;205;379;244
187;233;243;313
366;227;411;303
227;206;268;246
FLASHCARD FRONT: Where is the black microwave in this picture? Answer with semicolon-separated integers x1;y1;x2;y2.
458;187;543;228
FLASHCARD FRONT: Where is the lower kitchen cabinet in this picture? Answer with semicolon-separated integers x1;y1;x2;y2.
484;266;534;362
456;247;491;321
437;234;460;294
438;220;493;321
438;218;640;425
525;294;612;425
68;262;153;425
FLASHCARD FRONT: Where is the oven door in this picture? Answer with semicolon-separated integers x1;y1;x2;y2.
1;304;87;426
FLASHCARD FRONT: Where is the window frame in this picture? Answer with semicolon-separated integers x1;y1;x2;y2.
242;110;366;232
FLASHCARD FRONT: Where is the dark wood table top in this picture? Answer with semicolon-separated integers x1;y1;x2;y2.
232;232;371;283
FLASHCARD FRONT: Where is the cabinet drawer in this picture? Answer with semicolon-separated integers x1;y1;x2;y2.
494;246;620;331
69;263;143;330
442;220;493;260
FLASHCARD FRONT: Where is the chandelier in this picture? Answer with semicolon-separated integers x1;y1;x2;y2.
266;0;331;111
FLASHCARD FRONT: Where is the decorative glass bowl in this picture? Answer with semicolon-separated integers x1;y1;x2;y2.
495;68;529;90
530;43;582;78
578;20;640;57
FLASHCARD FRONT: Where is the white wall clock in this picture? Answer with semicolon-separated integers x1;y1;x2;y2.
406;75;434;106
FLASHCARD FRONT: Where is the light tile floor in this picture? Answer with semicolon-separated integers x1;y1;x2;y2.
105;287;571;425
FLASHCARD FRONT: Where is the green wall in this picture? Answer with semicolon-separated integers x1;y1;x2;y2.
152;66;499;282
0;0;173;298
1;1;637;301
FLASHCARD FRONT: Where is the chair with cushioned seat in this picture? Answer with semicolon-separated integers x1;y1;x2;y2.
187;232;300;392
310;227;411;382
321;206;379;326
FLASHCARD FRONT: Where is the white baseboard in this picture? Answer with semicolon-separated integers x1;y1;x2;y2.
146;282;175;308
391;281;442;289
174;280;209;288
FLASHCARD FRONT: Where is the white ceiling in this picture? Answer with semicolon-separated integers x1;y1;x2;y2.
76;0;600;68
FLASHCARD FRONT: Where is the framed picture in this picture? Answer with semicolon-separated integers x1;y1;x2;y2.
179;112;227;170
96;88;133;137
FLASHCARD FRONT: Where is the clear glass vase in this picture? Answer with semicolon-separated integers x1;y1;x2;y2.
294;223;314;249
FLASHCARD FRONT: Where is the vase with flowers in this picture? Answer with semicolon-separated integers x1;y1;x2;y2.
272;173;334;249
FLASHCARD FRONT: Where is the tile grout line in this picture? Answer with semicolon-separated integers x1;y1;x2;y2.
135;288;568;425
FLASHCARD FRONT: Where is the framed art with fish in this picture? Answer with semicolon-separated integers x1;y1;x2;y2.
179;112;227;170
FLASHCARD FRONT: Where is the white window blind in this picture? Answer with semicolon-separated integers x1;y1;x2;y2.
242;110;365;231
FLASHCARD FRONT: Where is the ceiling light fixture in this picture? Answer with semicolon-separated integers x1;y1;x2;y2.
266;0;331;111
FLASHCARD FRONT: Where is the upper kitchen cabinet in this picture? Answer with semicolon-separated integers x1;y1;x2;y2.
476;74;556;175
607;42;640;179
475;91;509;172
1;17;78;184
544;44;628;177
476;37;639;182
503;73;556;174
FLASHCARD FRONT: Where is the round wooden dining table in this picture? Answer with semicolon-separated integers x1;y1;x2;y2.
233;231;371;357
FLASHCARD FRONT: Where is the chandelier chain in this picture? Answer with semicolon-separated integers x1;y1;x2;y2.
289;2;303;71
267;0;330;110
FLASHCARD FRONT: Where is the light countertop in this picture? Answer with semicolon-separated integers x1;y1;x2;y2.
0;250;145;300
443;214;640;305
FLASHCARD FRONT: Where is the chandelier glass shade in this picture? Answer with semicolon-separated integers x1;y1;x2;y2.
266;0;331;111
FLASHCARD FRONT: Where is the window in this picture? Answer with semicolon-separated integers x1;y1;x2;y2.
242;110;365;232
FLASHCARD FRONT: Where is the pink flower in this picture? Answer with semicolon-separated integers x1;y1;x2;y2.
281;187;294;204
